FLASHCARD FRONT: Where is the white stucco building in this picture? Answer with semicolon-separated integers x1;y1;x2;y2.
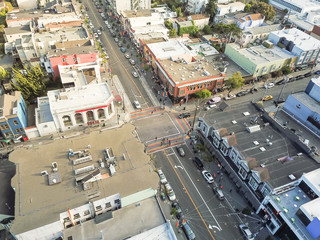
35;83;114;135
186;0;208;14
216;2;245;17
106;0;151;15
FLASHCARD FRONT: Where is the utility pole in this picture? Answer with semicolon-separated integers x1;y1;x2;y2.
192;99;200;131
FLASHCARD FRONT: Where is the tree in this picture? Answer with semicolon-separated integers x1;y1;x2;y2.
176;7;183;17
11;65;46;101
169;28;177;37
250;2;276;21
212;23;241;44
225;72;244;94
165;20;173;30
195;89;211;99
281;65;293;75
203;25;211;34
205;0;217;21
244;3;251;12
0;66;9;82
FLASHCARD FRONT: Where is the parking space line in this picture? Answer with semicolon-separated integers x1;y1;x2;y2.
164;151;218;240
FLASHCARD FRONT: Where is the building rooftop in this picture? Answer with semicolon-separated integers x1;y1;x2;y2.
136;33;167;45
288;15;314;32
270;28;320;51
158;56;222;85
204;103;319;189
4;25;31;36
218;2;246;9
243;24;283;36
291;92;320;113
187;42;220;56
0;92;21;117
48;45;96;56
147;39;192;60
228;43;294;65
177;20;193;27
47;83;111;112
123;9;152;18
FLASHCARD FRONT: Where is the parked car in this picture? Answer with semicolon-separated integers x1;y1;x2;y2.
165;183;176;201
133;100;141;109
314;70;320;75
129;59;136;65
172;202;183;220
208;97;221;105
262;95;273;101
205;104;216;111
117;42;123;47
181;221;196;240
202;170;214;183
114;37;119;42
177;146;185;157
236;91;248;97
120;47;126;53
125;53;130;59
97;29;101;35
239;224;254;240
178;112;191;119
94;33;99;38
212;183;225;200
132;72;139;78
157;169;167;184
296;75;304;80
104;21;109;25
193;157;204;170
224;94;236;100
264;82;275;89
97;8;102;13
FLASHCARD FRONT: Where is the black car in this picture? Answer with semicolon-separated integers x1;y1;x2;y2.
304;72;312;77
193;157;204;170
236;91;248;97
178;112;191;119
172;202;183;219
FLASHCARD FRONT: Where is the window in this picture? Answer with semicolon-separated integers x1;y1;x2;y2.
197;84;203;89
114;199;121;205
202;126;206;132
98;109;105;119
84;210;90;216
62;58;66;63
0;124;10;130
105;202;111;208
63;115;72;126
15;128;23;133
13;120;19;126
190;86;196;91
249;176;259;190
86;111;94;121
238;167;247;179
179;89;185;96
75;113;84;124
73;213;80;219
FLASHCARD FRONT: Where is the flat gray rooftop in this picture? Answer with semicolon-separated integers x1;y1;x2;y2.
204;103;319;189
62;197;167;240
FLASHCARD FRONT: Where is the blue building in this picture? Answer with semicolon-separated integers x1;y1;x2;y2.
283;77;320;137
0;91;28;142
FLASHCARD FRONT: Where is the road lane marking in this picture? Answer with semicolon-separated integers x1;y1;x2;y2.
86;1;149;107
163;152;217;240
168;152;222;231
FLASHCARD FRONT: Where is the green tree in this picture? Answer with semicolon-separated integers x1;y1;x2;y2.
244;3;251;12
251;2;276;21
203;25;211;34
169;28;177;37
281;65;293;75
176;7;183;17
0;66;9;82
11;65;46;101
205;0;218;21
225;72;244;94
171;5;176;12
195;89;211;99
127;44;130;49
165;20;173;30
212;23;241;43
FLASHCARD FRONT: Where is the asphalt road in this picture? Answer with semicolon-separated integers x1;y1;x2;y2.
83;1;153;109
154;146;246;240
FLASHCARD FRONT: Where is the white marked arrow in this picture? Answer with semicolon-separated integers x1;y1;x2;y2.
209;225;222;231
174;165;184;170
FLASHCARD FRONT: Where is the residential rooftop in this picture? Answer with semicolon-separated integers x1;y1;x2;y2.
4;25;31;36
217;2;246;9
291;91;320;113
158;56;222;85
269;28;320;51
123;9;152;18
0;92;21;117
47;83;111;112
243;24;283;36
137;33;167;44
228;43;294;65
203;103;319;189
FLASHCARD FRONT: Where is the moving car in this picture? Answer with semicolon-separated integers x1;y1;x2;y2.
264;82;275;89
212;184;225;200
133;100;141;109
181;221;196;240
172;202;183;220
165;183;176;201
157;169;167;184
132;72;139;78
177;146;185;157
239;224;254;240
193;157;204;170
202;170;214;183
262;95;273;101
129;59;136;65
178;112;191;119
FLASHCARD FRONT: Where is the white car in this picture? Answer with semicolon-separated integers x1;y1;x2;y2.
104;21;109;25
224;94;236;100
129;59;136;65
205;104;216;111
239;224;254;240
202;170;214;184
264;82;275;89
132;71;139;78
97;30;101;35
94;33;98;38
133;100;141;109
158;169;167;184
165;183;176;201
125;53;130;59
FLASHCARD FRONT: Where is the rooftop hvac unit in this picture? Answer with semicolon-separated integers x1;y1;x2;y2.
74;165;95;175
246;125;261;133
73;155;92;165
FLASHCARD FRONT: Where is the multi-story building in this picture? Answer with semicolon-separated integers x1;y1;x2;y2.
186;0;208;14
16;0;37;10
105;0;151;15
268;28;320;66
224;43;297;78
35;83;114;135
283;77;320;137
0;91;28;141
240;24;283;47
237;13;265;30
144;39;225;104
174;14;210;31
216;2;245;17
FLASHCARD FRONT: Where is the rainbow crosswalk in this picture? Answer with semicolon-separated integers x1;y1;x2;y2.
130;107;164;120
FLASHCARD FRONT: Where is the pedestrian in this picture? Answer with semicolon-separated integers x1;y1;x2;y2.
169;140;171;145
229;189;232;193
155;136;157;140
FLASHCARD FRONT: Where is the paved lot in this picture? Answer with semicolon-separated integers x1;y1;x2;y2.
9;123;158;235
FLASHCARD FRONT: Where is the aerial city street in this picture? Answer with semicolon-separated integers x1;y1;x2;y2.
0;0;320;239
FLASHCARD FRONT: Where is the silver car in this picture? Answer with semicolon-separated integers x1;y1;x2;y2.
132;71;139;78
239;224;254;240
133;100;141;109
